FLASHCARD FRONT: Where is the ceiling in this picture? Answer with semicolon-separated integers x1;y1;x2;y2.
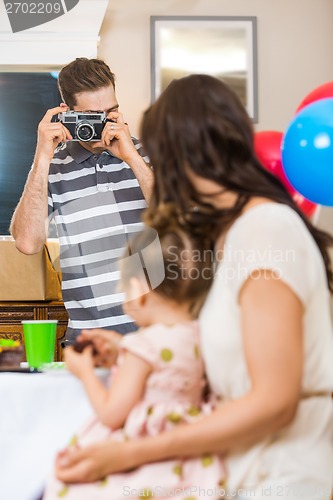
0;0;109;66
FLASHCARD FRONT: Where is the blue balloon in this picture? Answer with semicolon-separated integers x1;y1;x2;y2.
281;97;333;206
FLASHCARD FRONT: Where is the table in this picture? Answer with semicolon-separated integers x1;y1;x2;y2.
0;369;108;500
0;301;68;361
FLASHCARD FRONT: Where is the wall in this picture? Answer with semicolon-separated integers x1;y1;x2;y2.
99;0;333;317
98;0;333;137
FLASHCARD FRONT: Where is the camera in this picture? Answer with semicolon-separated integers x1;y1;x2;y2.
58;111;107;141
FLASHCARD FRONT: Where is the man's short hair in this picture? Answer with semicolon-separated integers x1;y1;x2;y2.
58;58;116;108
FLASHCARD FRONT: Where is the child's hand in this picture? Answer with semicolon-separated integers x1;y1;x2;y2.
78;329;121;367
64;346;94;379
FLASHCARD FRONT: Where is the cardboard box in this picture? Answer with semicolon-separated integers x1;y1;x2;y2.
0;237;62;301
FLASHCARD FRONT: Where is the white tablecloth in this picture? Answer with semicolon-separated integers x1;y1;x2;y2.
0;370;105;500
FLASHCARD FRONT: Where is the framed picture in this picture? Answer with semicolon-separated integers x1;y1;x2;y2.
150;16;258;122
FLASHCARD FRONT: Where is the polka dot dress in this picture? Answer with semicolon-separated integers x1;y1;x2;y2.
43;322;226;500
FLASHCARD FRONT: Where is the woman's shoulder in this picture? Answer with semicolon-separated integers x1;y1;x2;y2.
227;202;312;247
234;200;303;226
221;201;324;304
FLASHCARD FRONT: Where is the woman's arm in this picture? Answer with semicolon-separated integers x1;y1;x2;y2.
65;347;152;429
57;271;303;482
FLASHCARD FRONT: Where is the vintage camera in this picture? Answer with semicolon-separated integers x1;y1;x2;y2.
58;111;107;141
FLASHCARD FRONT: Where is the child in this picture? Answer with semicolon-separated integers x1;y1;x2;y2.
43;220;226;499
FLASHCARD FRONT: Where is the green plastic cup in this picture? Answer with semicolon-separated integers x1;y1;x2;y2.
22;320;58;369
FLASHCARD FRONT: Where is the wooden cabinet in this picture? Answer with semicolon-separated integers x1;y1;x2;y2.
0;301;68;361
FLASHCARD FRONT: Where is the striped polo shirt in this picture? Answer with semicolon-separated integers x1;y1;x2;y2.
48;139;148;342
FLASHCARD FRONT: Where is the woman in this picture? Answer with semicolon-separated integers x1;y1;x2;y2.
57;75;333;499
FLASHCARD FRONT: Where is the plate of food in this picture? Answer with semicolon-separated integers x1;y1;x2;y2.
0;339;31;372
38;361;110;380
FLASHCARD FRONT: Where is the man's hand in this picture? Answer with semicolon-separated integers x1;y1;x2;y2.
91;111;138;165
76;329;121;368
36;104;72;162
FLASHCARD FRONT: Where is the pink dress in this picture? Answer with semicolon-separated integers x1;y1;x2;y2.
43;321;226;499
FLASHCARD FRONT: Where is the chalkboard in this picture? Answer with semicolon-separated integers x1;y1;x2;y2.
0;72;61;234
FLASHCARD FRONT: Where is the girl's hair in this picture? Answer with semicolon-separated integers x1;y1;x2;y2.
121;210;213;316
58;58;116;108
141;74;333;292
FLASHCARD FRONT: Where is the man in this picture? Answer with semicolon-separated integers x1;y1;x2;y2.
10;58;153;343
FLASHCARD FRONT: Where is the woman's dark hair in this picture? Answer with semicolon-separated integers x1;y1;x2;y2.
58;58;116;108
121;218;213;317
141;74;333;292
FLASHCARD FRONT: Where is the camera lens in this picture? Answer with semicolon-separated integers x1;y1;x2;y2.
76;121;95;141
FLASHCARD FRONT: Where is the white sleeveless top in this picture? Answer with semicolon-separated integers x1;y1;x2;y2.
200;203;333;498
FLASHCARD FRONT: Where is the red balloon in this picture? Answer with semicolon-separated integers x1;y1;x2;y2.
296;81;333;113
254;131;288;184
291;191;318;218
254;130;318;218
